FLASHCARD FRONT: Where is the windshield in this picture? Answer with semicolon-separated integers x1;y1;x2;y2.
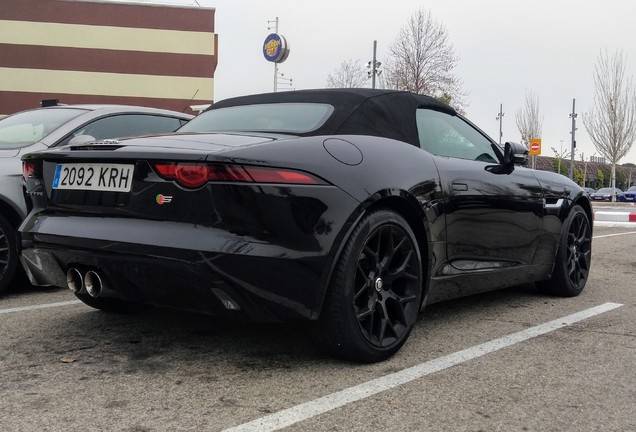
179;103;333;134
0;108;87;149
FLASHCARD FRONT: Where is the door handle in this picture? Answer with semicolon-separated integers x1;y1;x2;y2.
452;182;468;191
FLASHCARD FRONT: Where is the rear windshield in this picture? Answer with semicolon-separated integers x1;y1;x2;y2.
179;103;334;134
0;108;87;149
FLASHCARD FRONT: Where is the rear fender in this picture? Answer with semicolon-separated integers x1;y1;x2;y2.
316;188;441;318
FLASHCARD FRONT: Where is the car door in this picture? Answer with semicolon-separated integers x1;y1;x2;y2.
416;108;544;271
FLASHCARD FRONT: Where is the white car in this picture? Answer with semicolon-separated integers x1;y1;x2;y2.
0;104;192;294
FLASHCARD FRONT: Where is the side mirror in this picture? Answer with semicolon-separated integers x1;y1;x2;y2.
503;142;528;166
68;135;95;147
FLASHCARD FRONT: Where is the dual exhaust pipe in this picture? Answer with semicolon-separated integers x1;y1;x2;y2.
66;267;107;298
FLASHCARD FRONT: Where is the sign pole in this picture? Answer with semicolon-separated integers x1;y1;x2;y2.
528;138;542;170
264;17;290;92
273;17;278;92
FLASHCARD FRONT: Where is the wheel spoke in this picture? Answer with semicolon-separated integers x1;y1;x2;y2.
384;234;406;268
356;305;374;321
377;315;388;344
356;297;378;336
385;249;414;280
353;278;372;301
362;245;378;267
386;291;417;324
580;250;591;265
375;229;385;260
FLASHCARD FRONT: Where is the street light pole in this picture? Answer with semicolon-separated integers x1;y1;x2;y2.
584;152;596;188
495;104;504;146
569;98;577;180
372;40;377;89
367;41;382;89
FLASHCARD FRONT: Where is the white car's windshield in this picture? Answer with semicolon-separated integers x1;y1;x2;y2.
0;108;87;149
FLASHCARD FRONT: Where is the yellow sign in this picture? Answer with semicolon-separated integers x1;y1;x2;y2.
529;138;541;156
264;39;280;58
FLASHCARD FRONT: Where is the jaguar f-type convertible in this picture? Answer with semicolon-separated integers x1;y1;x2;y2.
20;89;592;362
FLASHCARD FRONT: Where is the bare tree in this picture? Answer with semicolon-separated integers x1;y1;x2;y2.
326;59;368;88
515;90;543;148
583;49;636;200
624;163;636;187
383;9;466;111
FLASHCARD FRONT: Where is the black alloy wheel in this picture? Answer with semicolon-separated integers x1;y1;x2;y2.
318;209;423;362
538;204;591;297
0;214;18;295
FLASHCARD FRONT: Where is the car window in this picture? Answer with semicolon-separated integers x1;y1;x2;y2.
0;108;87;149
59;114;185;145
180;103;334;134
416;108;499;163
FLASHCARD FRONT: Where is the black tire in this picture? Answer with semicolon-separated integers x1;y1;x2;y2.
0;213;19;296
317;209;423;363
538;204;592;297
74;293;153;314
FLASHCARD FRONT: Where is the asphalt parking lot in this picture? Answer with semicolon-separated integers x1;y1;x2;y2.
1;225;635;432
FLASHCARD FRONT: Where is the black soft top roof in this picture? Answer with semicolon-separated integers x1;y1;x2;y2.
207;88;456;146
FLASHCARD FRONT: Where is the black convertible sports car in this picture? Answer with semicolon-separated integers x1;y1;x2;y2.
20;89;592;362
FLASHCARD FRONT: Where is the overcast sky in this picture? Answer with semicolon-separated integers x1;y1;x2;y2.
129;0;636;165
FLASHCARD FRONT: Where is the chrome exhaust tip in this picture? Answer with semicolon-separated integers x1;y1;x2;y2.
85;270;104;298
66;268;84;294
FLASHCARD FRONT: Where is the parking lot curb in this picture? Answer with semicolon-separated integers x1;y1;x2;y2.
593;211;636;223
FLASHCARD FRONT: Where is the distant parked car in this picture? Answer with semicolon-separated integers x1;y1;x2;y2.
618;186;636;202
583;187;596;195
589;187;622;201
0;104;192;294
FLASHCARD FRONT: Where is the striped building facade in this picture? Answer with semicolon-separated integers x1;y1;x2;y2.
0;0;217;114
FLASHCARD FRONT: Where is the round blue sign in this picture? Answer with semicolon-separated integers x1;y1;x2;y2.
263;33;290;63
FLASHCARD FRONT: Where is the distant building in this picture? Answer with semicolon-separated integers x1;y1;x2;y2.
0;0;217;114
589;155;607;164
533;155;636;189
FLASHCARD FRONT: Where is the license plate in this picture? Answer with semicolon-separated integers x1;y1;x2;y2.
53;163;134;192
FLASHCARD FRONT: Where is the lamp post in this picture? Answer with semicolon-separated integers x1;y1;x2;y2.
367;40;382;89
495;104;504;146
569;99;577;180
583;152;596;188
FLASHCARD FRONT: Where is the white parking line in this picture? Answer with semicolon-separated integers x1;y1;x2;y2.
223;302;624;432
0;300;82;315
593;231;636;239
595;221;636;228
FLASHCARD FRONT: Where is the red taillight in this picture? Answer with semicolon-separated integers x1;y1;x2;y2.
175;164;208;188
22;161;36;180
153;163;324;188
244;167;321;184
